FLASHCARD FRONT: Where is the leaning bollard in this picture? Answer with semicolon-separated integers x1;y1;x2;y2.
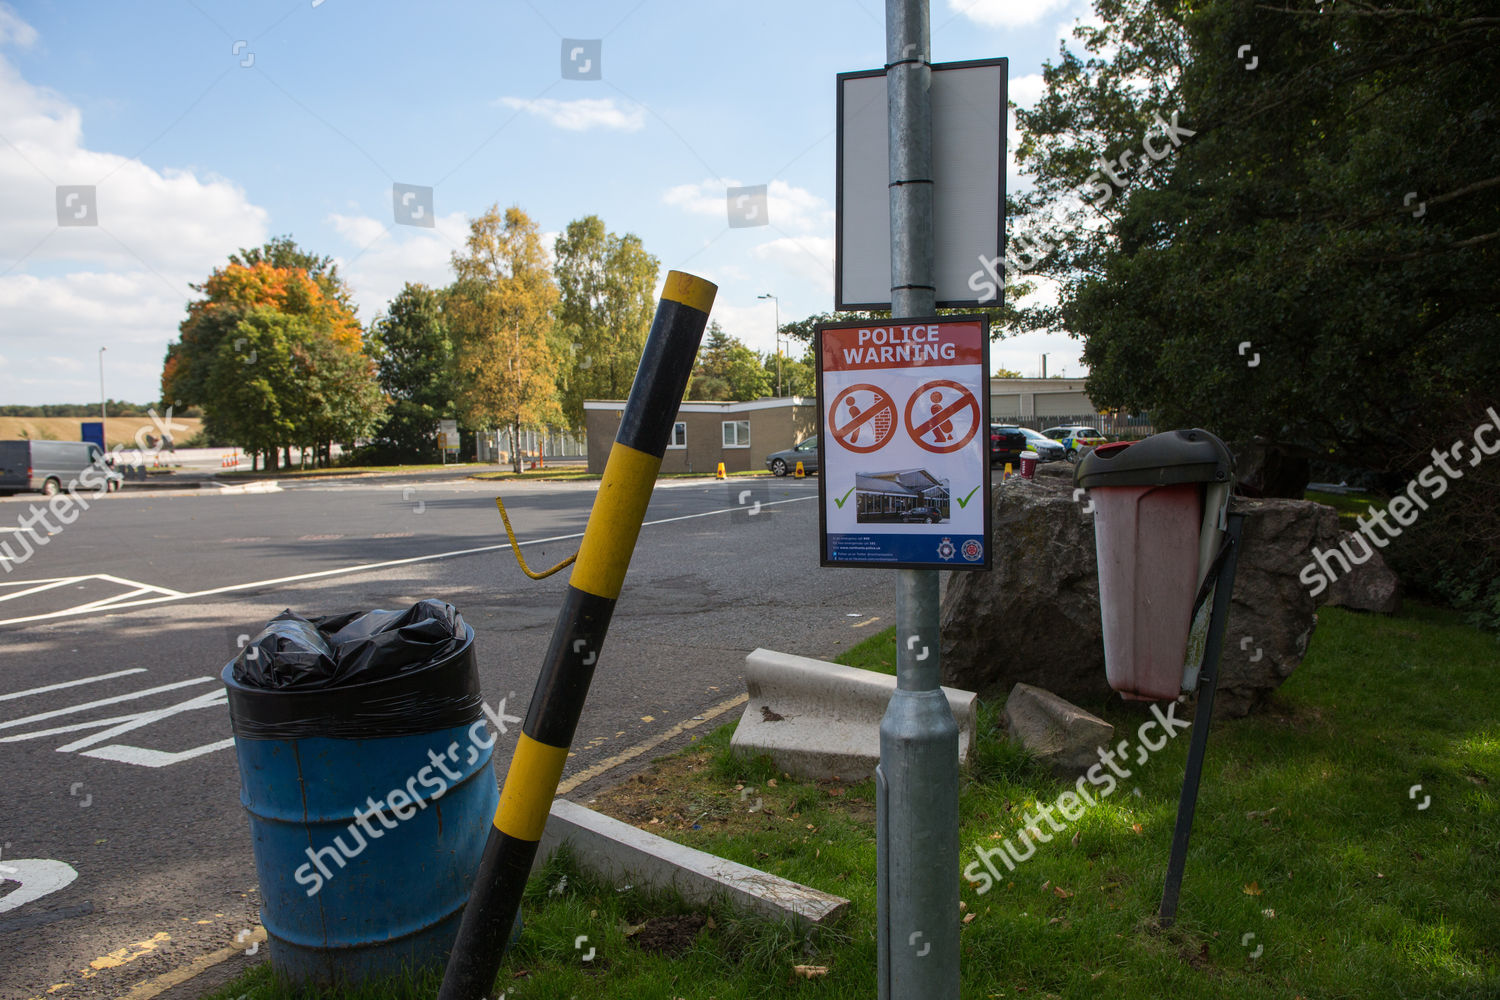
437;271;717;1000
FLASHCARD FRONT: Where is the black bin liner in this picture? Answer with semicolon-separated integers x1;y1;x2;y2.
223;599;483;741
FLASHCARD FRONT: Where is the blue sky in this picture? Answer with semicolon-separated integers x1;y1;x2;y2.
0;0;1097;405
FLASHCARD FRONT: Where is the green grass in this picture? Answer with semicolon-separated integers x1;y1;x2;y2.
207;603;1500;999
1305;488;1379;527
217;462;478;479
470;468;776;482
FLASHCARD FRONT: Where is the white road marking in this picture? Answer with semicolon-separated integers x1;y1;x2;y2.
83;738;236;768
0;678;215;731
0;577;87;604
92;574;186;598
0;668;149;702
0;495;818;627
0;858;78;913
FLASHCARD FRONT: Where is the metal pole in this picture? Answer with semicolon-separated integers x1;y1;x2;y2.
879;3;958;999
1159;510;1245;927
759;292;781;396
438;271;717;1000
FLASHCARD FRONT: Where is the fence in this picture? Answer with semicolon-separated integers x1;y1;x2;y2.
486;426;588;463
998;413;1157;439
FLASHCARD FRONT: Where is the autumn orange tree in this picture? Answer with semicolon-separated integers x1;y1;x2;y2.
444;206;561;473
162;238;384;469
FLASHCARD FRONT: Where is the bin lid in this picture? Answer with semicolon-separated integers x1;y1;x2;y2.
1074;428;1234;488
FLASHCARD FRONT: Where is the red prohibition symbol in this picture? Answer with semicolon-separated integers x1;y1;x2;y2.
905;379;980;454
828;384;897;454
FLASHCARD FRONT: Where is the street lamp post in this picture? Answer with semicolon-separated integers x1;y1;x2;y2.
98;347;107;424
757;292;781;396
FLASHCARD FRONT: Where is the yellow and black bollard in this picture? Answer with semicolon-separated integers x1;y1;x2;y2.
438;271;717;1000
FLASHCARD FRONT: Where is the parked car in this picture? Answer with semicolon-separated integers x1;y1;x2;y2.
0;439;122;496
766;435;819;476
900;506;943;523
1018;426;1068;462
1041;425;1109;460
989;424;1028;467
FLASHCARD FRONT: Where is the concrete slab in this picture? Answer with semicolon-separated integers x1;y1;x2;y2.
729;648;978;780
535;799;848;924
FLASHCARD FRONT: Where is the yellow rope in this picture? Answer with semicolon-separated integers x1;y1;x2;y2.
494;497;577;579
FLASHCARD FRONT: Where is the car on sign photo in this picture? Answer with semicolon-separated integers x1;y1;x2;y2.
766;436;819;476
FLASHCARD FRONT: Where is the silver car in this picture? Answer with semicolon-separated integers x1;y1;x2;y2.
766;436;819;476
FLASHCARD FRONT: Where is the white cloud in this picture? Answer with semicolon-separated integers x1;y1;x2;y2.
0;8;268;402
326;210;471;323
0;4;36;48
750;235;835;294
661;179;833;234
493;96;645;132
950;0;1077;29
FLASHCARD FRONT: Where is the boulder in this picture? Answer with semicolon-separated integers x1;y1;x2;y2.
1002;683;1114;775
941;476;1350;717
1321;532;1402;614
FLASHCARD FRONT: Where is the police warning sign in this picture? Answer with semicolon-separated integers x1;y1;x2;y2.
816;315;991;570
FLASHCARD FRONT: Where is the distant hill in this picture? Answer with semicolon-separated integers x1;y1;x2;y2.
0;416;204;450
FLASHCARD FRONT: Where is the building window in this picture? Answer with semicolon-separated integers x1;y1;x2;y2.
722;420;750;448
668;422;687;449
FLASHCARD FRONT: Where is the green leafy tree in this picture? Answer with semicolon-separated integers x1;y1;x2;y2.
687;323;773;401
445;205;562;473
553;216;660;425
368;283;455;461
1011;0;1498;497
163;238;379;469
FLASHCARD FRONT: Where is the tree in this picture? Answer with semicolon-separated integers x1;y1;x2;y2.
162;239;379;469
687;324;773;401
368;283;455;461
1010;0;1498;497
553;216;659;426
445;205;561;473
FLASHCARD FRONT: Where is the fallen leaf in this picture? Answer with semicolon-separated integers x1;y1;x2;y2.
963;912;976;923
1070;831;1080;847
793;964;829;978
1243;881;1262;895
1131;823;1143;834
768;778;778;788
1053;885;1074;898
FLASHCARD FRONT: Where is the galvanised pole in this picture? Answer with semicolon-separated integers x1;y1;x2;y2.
878;2;960;999
438;271;717;1000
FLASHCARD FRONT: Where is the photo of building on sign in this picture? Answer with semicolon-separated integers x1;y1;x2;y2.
854;469;951;524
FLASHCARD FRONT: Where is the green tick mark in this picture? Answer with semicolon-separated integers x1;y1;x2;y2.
954;485;981;508
833;486;856;508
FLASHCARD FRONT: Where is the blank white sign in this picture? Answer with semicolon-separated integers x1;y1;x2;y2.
836;59;1007;310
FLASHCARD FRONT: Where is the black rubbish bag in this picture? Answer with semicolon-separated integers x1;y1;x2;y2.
225;599;481;740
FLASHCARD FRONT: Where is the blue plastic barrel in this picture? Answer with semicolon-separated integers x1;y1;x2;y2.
223;621;501;986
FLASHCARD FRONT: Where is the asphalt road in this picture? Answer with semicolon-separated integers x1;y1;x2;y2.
0;471;896;999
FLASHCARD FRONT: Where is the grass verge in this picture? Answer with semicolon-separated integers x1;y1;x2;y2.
206;603;1499;999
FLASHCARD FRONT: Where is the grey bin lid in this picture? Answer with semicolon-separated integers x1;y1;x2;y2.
1074;428;1234;489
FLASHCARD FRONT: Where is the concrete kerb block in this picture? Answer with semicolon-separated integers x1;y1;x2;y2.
533;799;848;925
1002;682;1114;775
729;648;978;781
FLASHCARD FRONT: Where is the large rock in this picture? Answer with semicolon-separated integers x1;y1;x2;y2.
941;474;1352;717
1002;683;1114;775
1322;532;1402;613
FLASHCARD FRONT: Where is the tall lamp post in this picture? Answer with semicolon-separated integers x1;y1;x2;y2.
98;347;107;423
757;292;781;396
